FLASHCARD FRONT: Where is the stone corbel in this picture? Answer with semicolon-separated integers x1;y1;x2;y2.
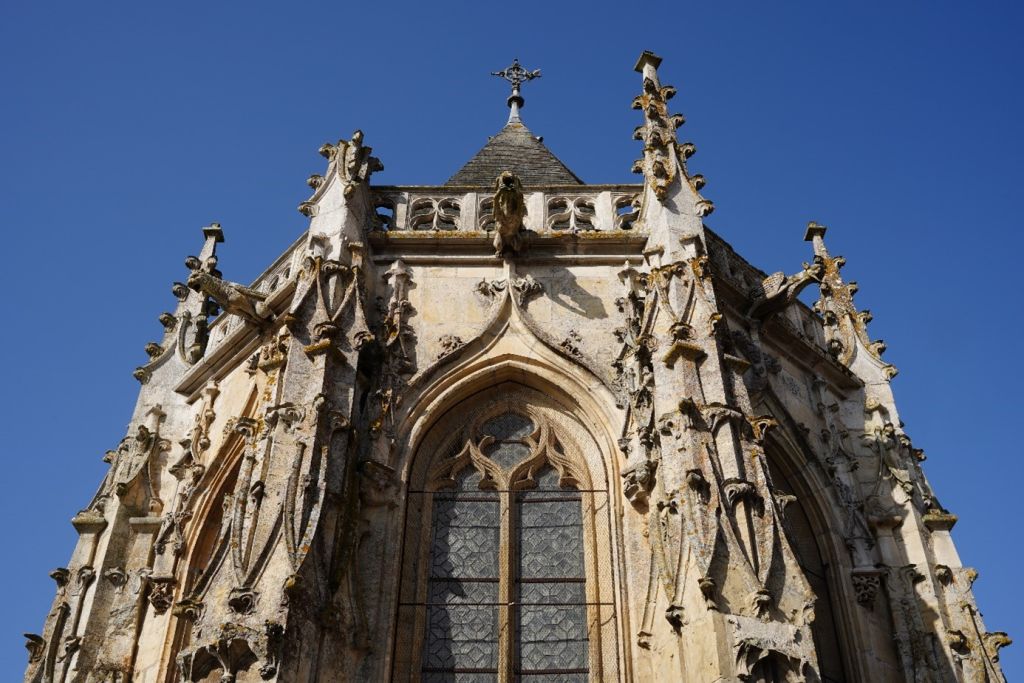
622;459;658;508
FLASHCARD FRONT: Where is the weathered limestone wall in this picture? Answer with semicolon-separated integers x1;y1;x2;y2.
23;52;1008;683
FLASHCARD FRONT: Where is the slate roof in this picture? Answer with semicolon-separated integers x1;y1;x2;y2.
446;121;583;186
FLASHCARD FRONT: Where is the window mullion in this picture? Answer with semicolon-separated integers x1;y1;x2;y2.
497;489;513;683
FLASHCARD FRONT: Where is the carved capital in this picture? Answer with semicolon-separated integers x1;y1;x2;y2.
146;576;176;614
851;569;882;609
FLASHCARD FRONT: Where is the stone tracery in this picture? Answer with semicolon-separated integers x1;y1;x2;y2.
23;52;1008;683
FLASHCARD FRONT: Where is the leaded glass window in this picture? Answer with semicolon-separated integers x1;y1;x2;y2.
422;469;500;679
413;408;596;682
515;466;588;680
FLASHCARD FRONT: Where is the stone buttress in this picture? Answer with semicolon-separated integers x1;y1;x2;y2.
23;52;1009;683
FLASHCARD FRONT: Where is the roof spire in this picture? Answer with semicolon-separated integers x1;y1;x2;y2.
491;58;541;125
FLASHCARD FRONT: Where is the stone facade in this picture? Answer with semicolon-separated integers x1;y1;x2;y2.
24;52;1010;682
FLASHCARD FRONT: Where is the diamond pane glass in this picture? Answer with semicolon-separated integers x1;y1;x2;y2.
480;412;535;471
515;465;588;677
422;674;501;683
423;468;500;676
481;412;534;440
484;441;531;470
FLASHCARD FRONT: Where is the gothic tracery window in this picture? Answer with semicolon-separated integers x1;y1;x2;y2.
399;392;611;682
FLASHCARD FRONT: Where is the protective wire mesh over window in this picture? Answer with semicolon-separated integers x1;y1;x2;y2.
400;391;616;682
422;469;500;679
515;466;588;680
482;412;535;470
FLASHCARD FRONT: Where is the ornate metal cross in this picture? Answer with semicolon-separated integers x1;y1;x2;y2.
491;58;541;89
492;58;540;120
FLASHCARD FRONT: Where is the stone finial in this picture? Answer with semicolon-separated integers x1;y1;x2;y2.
634;50;663;74
301;130;383;213
631;51;712;212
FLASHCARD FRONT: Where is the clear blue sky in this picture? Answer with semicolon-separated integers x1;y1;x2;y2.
2;0;1021;676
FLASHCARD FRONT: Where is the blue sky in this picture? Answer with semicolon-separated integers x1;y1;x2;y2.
1;0;1021;676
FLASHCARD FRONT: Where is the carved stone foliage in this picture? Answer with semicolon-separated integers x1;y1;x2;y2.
146;576;176;614
631;54;682;201
939;566;1012;681
436;334;465;360
492;171;527;256
887;564;943;682
559;330;583;358
612;262;656;462
176;621;284;682
851;569;881;608
371;259;416;442
290;245;373;358
102;407;169;514
862;421;945;518
300;129;383;214
476;273;543;307
631;52;714;215
806;222;897;378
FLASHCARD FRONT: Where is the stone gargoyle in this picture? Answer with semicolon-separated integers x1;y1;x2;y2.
747;256;824;320
492;170;527;257
186;256;271;326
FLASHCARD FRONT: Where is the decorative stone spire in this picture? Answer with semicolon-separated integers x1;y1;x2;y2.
806;221;897;379
491;58;541;124
632;51;713;215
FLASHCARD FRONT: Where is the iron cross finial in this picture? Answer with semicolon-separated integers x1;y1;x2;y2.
492;59;541;122
491;58;541;89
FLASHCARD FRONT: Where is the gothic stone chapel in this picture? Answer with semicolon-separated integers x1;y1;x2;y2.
25;53;1010;683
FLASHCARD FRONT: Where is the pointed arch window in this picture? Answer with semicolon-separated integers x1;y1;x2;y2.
401;400;607;682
